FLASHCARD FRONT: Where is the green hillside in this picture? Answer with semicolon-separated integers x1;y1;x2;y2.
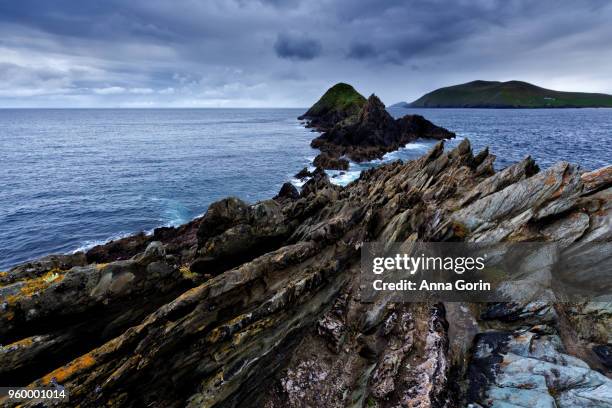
301;83;366;117
409;80;612;108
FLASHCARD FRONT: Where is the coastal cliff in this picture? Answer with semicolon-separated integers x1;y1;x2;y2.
1;140;611;407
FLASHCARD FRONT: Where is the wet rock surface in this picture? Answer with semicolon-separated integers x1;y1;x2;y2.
313;152;350;170
1;141;610;407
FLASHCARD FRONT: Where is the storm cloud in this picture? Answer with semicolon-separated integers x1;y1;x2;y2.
274;33;322;60
0;0;610;107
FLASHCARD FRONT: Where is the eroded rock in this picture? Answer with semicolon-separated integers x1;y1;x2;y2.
1;139;610;408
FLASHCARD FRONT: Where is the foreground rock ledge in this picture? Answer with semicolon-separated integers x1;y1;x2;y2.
1;139;611;407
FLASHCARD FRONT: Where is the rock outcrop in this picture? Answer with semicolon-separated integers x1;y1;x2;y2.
310;94;456;165
313;152;350;170
1;140;610;407
298;82;367;131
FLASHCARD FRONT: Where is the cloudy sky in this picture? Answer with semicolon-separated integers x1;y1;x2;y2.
1;0;611;108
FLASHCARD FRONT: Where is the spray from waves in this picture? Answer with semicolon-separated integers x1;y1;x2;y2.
290;177;308;188
151;197;191;227
293;139;440;189
328;170;362;186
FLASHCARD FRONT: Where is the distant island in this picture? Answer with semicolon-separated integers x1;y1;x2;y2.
398;80;612;108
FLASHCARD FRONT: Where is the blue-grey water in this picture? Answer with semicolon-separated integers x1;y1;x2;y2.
1;108;611;269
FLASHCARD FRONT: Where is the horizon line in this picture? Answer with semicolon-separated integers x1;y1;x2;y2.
0;106;312;110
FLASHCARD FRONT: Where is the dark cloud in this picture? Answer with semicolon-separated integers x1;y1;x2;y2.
0;0;610;107
347;43;377;60
274;32;322;61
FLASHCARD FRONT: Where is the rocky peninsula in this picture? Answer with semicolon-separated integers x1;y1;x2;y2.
1;136;611;406
300;83;456;168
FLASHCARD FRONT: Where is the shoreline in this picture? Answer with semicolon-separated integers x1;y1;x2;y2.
2;138;610;406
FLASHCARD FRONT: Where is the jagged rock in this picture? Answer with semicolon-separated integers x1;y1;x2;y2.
86;232;151;263
468;329;612;407
274;182;299;201
1;253;87;285
197;197;251;241
369;310;414;399
593;345;612;369
1;139;610;408
192;199;291;274
311;94;455;162
316;293;348;352
0;240;195;387
313;152;349;170
294;167;313;180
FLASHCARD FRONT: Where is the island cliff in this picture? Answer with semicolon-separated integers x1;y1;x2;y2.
1;140;611;407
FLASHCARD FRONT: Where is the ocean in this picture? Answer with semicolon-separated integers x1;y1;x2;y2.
1;108;610;269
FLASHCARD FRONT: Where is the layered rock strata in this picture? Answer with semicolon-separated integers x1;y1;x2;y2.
1;140;610;407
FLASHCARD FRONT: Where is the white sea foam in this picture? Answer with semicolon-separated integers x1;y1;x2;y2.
70;231;134;254
290;177;308;188
402;142;429;150
69;198;191;255
328;170;361;186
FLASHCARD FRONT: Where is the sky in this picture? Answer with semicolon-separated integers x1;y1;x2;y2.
0;0;611;108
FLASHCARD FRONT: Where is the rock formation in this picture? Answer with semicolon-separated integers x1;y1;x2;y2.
1;140;611;407
298;83;366;132
313;152;350;171
301;86;456;170
311;94;456;162
294;167;313;180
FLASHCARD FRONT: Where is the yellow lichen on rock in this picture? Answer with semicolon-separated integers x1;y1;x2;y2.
42;353;96;384
3;336;34;349
19;268;64;297
180;264;197;280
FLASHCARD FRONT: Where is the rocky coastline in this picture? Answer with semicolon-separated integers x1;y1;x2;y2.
1;136;611;406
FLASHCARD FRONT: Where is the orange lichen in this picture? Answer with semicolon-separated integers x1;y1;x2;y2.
4;336;34;349
42;354;96;384
451;221;469;238
19;268;64;297
95;263;108;270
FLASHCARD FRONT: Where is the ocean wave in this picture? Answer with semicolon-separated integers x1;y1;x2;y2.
401;142;429;150
150;197;191;227
328;170;361;186
290;177;308;188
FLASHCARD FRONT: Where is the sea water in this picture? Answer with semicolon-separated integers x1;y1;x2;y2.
1;108;610;269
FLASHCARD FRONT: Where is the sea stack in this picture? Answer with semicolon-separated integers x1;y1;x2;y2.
305;88;456;164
